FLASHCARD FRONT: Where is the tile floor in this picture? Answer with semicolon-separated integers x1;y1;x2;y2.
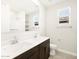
49;51;77;59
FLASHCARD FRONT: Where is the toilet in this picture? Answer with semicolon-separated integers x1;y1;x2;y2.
50;44;57;56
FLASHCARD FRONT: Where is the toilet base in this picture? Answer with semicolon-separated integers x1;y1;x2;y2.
50;49;56;56
50;44;57;56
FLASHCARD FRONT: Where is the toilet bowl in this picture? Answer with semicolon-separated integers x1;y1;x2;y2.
50;44;57;56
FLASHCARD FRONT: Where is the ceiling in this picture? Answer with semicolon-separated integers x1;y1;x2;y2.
2;0;39;14
39;0;66;7
2;0;67;13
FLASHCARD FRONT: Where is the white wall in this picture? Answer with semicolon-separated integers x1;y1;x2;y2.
1;2;25;32
39;5;46;36
1;2;26;46
10;11;25;31
45;0;77;56
1;3;10;32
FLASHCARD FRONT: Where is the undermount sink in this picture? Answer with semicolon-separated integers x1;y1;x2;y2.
10;39;18;45
1;36;44;59
1;41;32;57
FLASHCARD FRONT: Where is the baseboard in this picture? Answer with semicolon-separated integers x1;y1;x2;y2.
57;48;77;56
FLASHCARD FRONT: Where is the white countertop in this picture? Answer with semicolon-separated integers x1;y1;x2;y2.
1;36;49;59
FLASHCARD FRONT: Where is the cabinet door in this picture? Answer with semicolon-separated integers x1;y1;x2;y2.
44;44;50;59
40;46;45;59
29;51;39;59
28;46;39;59
39;39;50;59
40;45;49;59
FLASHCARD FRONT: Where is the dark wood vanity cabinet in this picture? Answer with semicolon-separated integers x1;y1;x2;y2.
14;39;50;59
39;39;50;59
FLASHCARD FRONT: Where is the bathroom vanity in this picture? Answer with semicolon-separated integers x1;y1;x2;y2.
1;36;50;59
14;39;50;59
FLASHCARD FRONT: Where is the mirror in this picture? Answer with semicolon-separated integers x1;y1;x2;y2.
25;8;39;31
1;0;39;32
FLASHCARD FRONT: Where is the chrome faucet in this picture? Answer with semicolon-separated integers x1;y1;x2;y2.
10;36;18;45
34;32;38;38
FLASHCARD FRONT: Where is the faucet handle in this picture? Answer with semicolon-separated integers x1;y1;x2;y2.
10;36;18;45
10;39;18;45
